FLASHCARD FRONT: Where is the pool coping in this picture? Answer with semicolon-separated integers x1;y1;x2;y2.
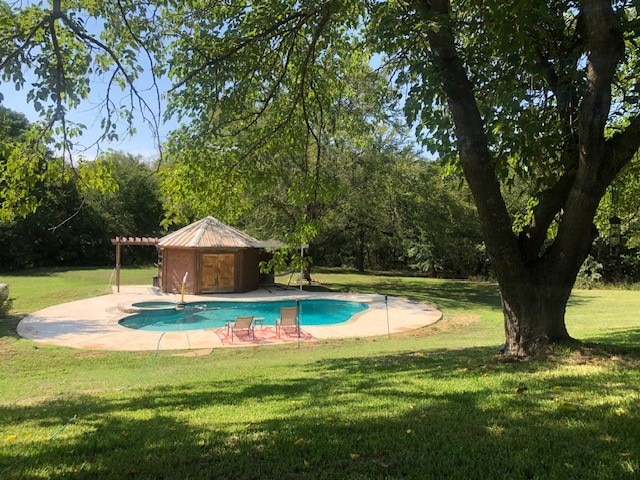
17;285;443;351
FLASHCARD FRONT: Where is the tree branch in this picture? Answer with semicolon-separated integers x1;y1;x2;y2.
48;16;76;174
549;0;626;279
168;4;329;93
603;114;640;184
534;48;580;160
576;0;624;182
299;2;332;149
0;17;48;70
115;0;163;164
518;170;576;263
58;13;160;148
416;0;525;283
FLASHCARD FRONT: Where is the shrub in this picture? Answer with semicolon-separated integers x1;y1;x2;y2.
576;255;603;289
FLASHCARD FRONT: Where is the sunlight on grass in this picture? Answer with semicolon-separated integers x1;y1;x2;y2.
1;266;156;314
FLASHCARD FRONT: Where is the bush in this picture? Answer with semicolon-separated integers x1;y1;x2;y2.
0;297;13;317
576;255;603;289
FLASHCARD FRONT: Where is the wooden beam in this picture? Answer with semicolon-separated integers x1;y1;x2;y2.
110;236;159;246
115;242;121;293
110;236;160;293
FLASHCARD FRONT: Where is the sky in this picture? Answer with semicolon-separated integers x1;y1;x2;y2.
0;7;424;162
0;69;175;160
0;1;177;160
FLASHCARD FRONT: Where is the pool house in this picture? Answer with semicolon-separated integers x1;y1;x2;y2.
156;216;281;294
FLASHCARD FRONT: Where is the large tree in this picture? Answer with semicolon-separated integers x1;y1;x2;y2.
157;0;640;356
2;0;639;356
395;0;640;356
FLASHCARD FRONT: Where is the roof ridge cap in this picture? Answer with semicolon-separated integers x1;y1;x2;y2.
190;217;210;247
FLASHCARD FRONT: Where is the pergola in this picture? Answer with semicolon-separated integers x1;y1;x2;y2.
110;236;159;293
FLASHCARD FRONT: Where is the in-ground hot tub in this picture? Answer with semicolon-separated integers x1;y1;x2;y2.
118;301;179;315
131;301;178;310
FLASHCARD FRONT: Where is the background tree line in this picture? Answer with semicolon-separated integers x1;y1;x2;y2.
2;105;638;282
1;103;486;276
0;107;163;269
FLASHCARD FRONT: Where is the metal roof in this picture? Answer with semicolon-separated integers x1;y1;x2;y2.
157;216;281;249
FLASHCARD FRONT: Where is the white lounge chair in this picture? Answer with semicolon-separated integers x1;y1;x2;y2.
276;306;299;338
227;315;255;341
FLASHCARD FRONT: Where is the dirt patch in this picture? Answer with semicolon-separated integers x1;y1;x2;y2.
545;343;640;368
388;314;479;339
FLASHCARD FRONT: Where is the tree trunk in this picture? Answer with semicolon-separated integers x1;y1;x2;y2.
501;281;573;357
356;228;366;272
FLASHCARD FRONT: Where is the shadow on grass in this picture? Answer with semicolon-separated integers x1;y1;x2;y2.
582;327;640;356
0;265;154;278
307;271;592;313
0;315;22;341
307;277;503;312
0;266;104;277
1;346;638;479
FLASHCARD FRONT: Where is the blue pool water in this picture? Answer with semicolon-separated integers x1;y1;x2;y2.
119;299;368;332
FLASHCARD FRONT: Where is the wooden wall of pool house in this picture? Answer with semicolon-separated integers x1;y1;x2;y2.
155;216;282;294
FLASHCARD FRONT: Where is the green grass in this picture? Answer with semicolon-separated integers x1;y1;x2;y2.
1;266;156;314
1;268;639;479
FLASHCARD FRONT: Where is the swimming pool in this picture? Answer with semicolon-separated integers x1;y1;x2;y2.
119;299;369;332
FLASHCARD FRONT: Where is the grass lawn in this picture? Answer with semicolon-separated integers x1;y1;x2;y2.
1;266;155;314
0;267;639;479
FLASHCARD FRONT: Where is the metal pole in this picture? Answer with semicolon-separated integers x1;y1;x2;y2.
299;243;310;291
300;245;304;291
385;294;391;339
296;299;301;349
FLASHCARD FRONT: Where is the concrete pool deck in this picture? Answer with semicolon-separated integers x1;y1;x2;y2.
17;286;442;351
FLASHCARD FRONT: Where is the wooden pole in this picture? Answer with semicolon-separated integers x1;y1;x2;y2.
110;237;159;294
115;241;121;293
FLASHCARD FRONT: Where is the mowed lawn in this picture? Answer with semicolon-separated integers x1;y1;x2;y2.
0;267;639;479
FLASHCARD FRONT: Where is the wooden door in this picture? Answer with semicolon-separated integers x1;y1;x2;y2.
201;253;236;292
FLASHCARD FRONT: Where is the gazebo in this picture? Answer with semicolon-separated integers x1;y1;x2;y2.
156;216;281;294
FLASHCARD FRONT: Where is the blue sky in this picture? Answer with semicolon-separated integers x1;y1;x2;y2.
1;3;176;160
1;35;423;162
1;3;432;164
0;66;174;160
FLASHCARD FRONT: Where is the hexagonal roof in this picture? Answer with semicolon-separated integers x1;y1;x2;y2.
157;216;280;249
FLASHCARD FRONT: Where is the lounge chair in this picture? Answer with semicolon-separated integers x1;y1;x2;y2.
276;306;299;338
227;315;255;341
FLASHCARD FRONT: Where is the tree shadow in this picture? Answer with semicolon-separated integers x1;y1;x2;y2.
0;315;22;341
581;327;640;356
307;272;594;313
1;346;638;479
0;266;105;277
306;276;503;312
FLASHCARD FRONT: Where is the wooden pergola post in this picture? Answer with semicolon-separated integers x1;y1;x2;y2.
110;237;160;293
115;241;121;293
